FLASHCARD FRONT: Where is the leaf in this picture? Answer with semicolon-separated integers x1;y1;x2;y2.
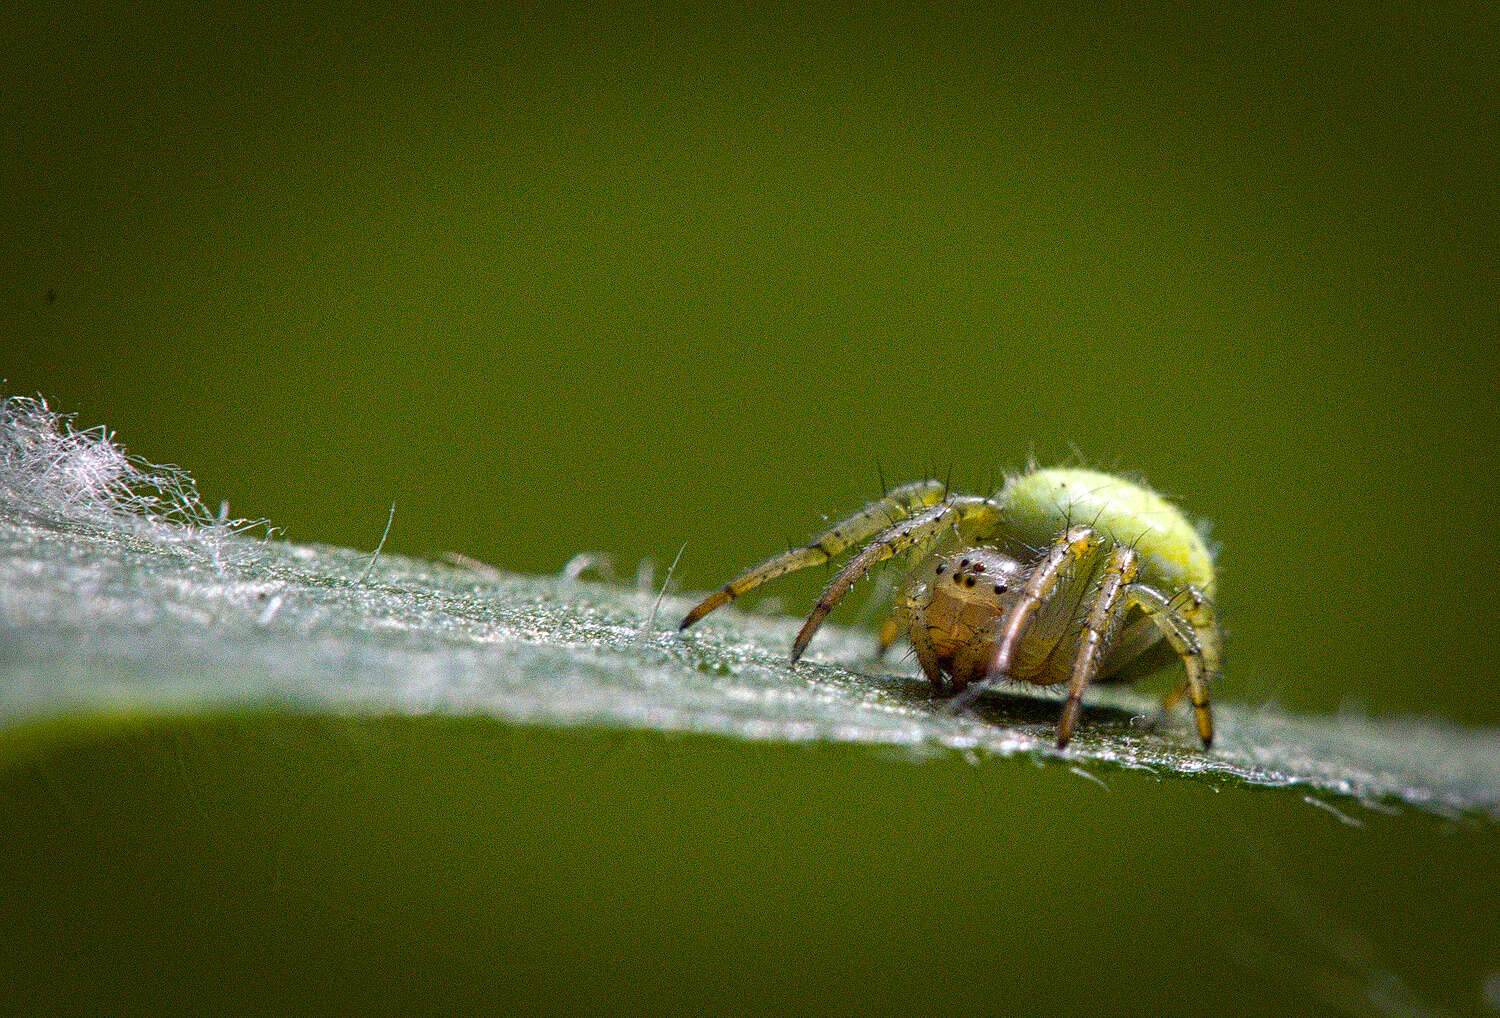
3;392;1496;818
1;506;1495;819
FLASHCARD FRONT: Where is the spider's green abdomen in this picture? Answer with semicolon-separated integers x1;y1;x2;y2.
997;468;1215;595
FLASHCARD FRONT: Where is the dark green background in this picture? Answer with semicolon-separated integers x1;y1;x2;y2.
3;716;1495;1017
4;4;1498;722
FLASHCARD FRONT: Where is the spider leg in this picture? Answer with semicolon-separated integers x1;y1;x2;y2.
1174;587;1224;698
1056;545;1139;748
679;480;947;630
789;496;1000;661
1123;585;1214;748
947;526;1101;713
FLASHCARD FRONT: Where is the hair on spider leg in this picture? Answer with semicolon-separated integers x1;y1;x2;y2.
1165;586;1211;611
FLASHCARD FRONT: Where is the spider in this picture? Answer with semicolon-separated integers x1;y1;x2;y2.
679;468;1221;749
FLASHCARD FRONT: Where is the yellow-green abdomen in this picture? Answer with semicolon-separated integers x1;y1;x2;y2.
997;468;1215;594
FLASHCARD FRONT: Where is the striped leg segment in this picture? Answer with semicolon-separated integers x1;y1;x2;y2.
1125;586;1214;748
1175;587;1223;706
789;496;1000;661
988;526;1101;681
1056;545;1140;748
679;480;947;630
945;525;1102;717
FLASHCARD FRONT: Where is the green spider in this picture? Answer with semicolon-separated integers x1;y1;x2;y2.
680;468;1221;749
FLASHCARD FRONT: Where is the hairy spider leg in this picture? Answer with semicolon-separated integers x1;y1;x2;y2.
679;480;948;630
1123;586;1214;747
1175;588;1224;700
1122;587;1220;741
789;496;1001;661
1056;545;1140;748
1154;591;1217;700
946;525;1101;712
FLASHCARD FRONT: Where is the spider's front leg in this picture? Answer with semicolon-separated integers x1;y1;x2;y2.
790;496;1000;661
679;480;948;630
1050;555;1215;748
1056;544;1139;748
946;524;1103;713
1038;544;1216;750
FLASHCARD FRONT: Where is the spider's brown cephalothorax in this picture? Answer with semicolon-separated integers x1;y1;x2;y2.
679;469;1222;749
909;548;1026;694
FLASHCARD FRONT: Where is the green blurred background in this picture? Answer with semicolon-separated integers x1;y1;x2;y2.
3;4;1498;722
2;715;1495;1017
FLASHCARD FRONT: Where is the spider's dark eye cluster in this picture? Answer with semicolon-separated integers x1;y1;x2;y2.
938;555;1014;597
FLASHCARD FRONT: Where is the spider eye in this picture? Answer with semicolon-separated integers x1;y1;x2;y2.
994;583;1007;594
